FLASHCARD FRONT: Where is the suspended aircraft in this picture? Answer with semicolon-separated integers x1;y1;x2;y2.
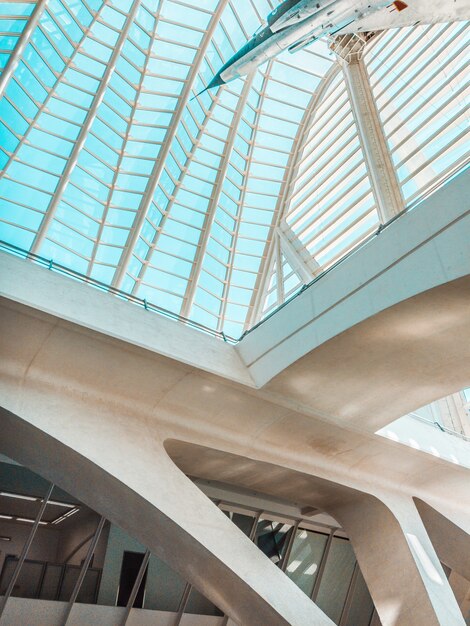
200;0;470;93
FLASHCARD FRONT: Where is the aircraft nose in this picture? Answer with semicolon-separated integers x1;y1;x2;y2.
207;73;226;90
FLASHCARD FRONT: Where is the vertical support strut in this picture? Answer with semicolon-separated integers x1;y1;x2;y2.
0;0;49;99
62;516;106;625
0;482;54;621
335;34;405;223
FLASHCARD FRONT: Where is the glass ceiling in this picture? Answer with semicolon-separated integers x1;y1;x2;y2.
0;1;468;338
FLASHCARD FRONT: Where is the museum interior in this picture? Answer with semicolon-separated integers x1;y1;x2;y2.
0;1;469;625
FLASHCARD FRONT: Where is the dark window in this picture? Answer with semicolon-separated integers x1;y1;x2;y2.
117;551;147;608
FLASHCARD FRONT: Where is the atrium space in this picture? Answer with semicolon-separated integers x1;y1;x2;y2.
0;1;469;625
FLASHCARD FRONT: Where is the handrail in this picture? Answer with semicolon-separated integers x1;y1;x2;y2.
0;161;468;344
0;240;239;344
408;412;470;443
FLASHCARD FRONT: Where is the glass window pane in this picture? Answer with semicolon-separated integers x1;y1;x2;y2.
316;537;356;623
286;529;328;597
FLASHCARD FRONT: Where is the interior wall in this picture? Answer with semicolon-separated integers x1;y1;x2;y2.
0;522;59;576
55;511;108;568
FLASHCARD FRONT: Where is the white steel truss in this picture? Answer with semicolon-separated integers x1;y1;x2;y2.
30;0;142;254
246;66;339;328
0;0;49;100
337;35;405;223
0;6;468;338
112;0;231;290
180;70;257;321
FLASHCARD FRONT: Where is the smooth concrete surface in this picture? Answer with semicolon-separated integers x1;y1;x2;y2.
0;251;253;387
0;405;336;626
259;275;470;431
414;499;470;582
166;442;467;626
0;597;224;626
1;246;470;624
1;170;469;436
239;168;470;384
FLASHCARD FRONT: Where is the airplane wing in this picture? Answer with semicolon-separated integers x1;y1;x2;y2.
336;0;470;34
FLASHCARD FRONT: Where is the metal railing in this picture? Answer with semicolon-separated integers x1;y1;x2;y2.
0;160;467;345
0;240;238;344
408;412;470;443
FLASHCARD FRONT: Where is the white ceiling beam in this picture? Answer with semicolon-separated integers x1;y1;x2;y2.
277;221;321;285
179;70;256;320
0;0;49;99
31;0;142;255
245;66;340;330
112;0;230;290
130;88;224;297
87;5;162;277
216;63;274;332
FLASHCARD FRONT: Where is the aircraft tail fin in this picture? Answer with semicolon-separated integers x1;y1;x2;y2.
391;1;408;11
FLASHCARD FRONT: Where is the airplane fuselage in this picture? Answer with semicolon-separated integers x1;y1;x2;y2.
206;0;403;90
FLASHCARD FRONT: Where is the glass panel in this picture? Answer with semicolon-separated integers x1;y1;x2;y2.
316;536;356;623
0;556;17;595
77;568;102;604
38;563;62;600
345;568;375;626
184;587;223;616
12;560;44;598
286;529;328;597
223;510;255;536
144;554;187;612
255;519;292;565
58;564;80;601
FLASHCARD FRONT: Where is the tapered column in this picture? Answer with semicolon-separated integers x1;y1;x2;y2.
414;499;470;582
334;34;405;223
331;494;465;626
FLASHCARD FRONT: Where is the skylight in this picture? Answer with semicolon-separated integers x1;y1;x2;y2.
0;1;468;338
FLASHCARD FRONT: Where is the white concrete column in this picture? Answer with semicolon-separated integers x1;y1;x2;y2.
414;499;470;582
334;36;405;223
331;494;465;626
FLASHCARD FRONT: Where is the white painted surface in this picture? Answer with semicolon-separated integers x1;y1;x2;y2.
0;252;253;388
339;0;470;33
0;597;224;626
238;168;470;386
377;415;470;469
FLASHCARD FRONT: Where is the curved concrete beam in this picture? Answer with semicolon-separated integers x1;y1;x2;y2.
0;407;335;626
238;168;470;391
414;499;470;582
166;440;466;626
261;276;470;431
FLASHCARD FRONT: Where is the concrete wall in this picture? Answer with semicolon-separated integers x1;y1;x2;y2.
0;523;59;579
0;597;224;626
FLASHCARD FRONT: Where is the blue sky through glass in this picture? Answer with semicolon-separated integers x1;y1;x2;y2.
0;1;468;336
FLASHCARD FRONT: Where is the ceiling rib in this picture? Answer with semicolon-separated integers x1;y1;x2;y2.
0;1;107;186
87;4;162;277
216;63;274;332
0;0;49;100
245;65;340;329
112;0;231;291
31;0;142;255
179;70;257;321
130;88;225;297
